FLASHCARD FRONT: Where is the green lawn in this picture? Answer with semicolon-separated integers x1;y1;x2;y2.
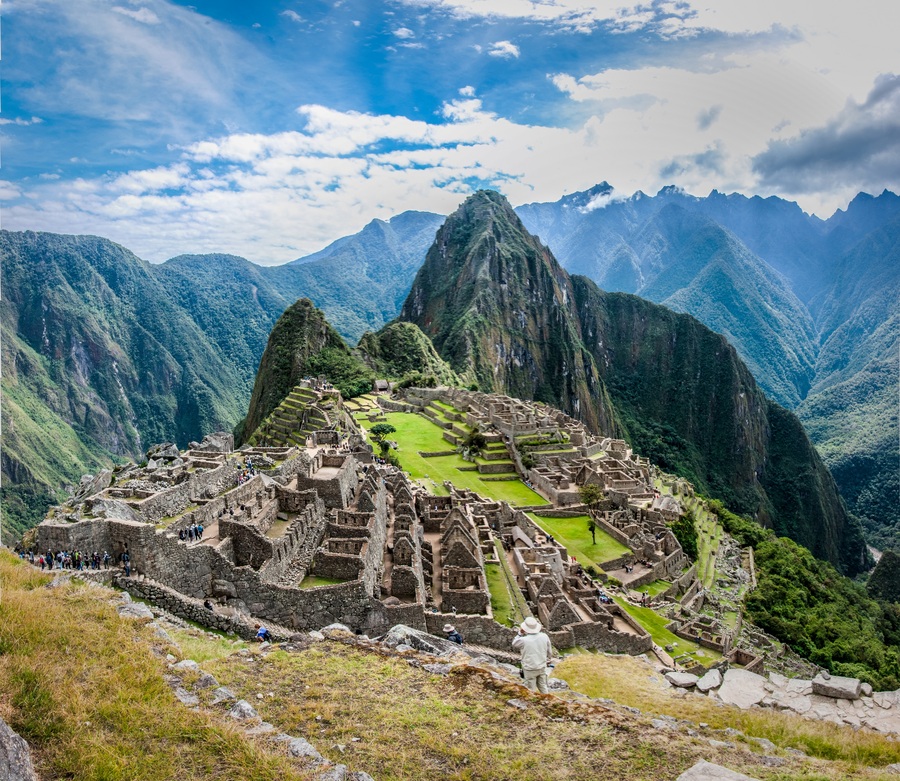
527;514;630;570
298;575;348;589
613;597;722;664
635;580;671;597
356;411;544;507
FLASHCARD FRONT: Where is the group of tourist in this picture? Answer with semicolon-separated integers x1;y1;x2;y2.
236;460;257;486
36;549;113;571
178;524;204;543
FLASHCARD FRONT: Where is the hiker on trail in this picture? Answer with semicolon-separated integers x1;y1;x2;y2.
255;624;273;643
512;617;553;694
444;624;463;645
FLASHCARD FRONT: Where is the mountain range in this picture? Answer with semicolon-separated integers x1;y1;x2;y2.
1;186;896;558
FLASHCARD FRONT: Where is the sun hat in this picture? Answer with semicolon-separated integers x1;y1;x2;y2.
520;617;542;634
443;624;456;633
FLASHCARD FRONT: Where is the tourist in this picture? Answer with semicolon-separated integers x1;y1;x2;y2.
203;599;214;611
443;624;463;644
255;624;273;643
511;617;553;694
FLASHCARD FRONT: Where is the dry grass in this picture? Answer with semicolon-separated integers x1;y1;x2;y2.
205;641;900;781
556;652;900;773
0;551;315;781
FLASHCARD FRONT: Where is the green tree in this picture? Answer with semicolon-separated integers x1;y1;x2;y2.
579;483;604;545
369;423;397;457
461;430;487;460
668;510;698;559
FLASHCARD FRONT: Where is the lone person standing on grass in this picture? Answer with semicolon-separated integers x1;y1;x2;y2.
512;617;553;694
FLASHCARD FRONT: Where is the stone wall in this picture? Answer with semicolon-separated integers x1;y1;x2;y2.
424;612;518;651
312;552;365;581
570;620;653;655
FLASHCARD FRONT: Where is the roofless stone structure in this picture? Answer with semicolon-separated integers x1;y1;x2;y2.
36;385;757;668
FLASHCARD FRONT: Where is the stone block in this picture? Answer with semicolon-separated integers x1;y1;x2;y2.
696;668;722;692
812;672;861;700
716;669;767;709
666;672;699;688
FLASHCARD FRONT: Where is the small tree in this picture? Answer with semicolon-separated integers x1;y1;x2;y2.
579;483;604;545
369;423;396;457
461;430;487;460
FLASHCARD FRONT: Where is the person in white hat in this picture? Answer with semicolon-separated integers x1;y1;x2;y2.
443;623;463;644
511;616;553;693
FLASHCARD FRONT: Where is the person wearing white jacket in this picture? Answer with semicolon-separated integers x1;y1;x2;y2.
511;616;553;693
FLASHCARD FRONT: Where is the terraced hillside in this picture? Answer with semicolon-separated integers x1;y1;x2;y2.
247;385;347;449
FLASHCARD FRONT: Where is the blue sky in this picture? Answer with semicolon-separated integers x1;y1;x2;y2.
2;0;899;264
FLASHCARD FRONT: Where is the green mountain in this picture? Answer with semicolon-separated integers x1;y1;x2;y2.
239;299;363;442
518;185;900;551
356;321;460;387
0;231;248;540
398;191;868;574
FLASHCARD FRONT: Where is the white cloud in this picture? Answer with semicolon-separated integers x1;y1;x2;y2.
0;116;44;126
5;0;264;133
395;0;650;33
459;85;476;97
281;10;303;23
112;6;161;25
0;181;23;200
393;26;416;39
488;40;519;59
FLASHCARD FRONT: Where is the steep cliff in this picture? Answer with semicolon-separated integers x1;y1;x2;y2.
0;231;246;539
400;191;618;435
572;278;867;572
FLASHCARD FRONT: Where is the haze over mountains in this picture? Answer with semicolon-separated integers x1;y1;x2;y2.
1;185;897;558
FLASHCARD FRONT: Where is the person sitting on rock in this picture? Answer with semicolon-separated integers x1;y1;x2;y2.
443;624;463;644
255;624;273;643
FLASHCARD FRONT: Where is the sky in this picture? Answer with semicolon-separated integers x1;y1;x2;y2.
2;0;899;265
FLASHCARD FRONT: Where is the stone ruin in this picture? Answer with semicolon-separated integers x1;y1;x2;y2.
35;388;757;668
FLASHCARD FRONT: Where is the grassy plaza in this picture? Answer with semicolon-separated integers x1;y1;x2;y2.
354;409;544;507
526;513;630;570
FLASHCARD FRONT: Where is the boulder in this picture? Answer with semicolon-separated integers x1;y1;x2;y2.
117;602;154;620
381;625;466;657
316;765;348;781
665;672;699;688
172;659;201;673
273;734;323;762
696;668;723;693
0;716;38;781
676;760;761;780
229;700;259;721
812;672;861;700
716;669;768;709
